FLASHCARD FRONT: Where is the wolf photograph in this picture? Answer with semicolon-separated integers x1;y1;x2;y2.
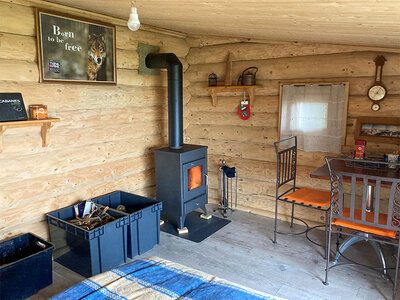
37;11;116;84
87;34;107;80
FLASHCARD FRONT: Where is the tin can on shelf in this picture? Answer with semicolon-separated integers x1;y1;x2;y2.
354;139;366;159
29;105;48;120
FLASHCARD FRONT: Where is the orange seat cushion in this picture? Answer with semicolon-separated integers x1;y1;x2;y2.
332;208;397;239
285;187;331;207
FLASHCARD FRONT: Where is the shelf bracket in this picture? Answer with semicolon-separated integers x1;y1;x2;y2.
41;122;53;147
209;89;217;107
246;87;256;108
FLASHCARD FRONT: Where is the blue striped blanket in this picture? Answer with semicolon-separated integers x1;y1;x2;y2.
53;256;285;300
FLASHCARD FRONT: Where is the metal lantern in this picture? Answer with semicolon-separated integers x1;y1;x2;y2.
208;73;218;86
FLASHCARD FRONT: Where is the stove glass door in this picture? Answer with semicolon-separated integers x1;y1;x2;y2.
182;158;207;200
188;165;202;191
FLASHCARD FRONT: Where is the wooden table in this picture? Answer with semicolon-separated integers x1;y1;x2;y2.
310;159;400;188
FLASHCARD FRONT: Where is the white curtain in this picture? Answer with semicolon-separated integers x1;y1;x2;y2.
280;84;345;153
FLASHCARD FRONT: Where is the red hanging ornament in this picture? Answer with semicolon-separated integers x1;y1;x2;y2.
237;100;250;120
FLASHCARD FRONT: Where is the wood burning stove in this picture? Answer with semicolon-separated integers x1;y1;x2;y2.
146;53;210;233
155;145;208;231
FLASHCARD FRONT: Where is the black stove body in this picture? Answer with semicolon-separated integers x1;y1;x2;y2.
155;144;208;229
146;53;208;230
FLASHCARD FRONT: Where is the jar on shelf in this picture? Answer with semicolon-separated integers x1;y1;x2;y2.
29;105;48;120
354;139;366;159
208;73;218;86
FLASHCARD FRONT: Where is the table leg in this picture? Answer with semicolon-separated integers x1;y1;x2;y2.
334;232;387;275
366;185;374;212
370;241;387;276
334;235;363;264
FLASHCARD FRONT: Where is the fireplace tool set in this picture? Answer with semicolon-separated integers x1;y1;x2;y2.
217;160;238;218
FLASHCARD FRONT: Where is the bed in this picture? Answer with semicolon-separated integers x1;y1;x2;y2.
52;256;285;299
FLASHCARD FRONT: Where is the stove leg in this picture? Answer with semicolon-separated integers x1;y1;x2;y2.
177;227;188;235
176;214;188;234
200;205;212;219
178;215;187;231
200;213;212;220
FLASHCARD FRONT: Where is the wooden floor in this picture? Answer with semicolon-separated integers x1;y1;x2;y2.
31;204;396;300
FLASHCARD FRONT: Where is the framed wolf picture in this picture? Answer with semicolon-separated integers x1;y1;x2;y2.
36;9;116;84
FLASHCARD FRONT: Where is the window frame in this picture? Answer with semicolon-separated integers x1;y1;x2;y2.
278;81;350;148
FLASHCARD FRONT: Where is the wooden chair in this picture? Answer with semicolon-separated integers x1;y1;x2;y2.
273;136;331;257
324;156;400;300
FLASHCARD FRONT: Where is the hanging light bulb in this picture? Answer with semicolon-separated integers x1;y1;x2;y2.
128;2;140;31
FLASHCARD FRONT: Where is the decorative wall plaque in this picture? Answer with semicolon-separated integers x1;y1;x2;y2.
0;93;28;122
36;9;116;84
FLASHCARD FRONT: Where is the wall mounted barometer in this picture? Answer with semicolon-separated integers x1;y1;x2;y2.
368;56;387;111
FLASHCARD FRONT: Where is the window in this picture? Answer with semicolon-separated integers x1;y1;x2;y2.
279;83;348;153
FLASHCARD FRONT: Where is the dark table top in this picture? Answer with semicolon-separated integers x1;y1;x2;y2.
310;159;400;188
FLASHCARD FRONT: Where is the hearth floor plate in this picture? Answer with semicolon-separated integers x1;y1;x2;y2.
160;211;231;243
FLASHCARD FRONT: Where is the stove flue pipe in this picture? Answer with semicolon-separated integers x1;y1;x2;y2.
145;53;183;149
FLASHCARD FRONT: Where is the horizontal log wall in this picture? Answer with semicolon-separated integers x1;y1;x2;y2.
184;35;400;225
0;0;189;240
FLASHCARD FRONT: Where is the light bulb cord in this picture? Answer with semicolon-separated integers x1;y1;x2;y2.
127;0;140;31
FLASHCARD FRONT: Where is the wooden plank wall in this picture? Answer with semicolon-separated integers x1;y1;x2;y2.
184;35;400;224
0;0;189;240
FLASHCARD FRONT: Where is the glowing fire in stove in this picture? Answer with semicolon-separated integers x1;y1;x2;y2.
188;165;202;191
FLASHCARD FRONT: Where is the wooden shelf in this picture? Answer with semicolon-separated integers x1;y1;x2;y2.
206;85;262;107
0;118;60;153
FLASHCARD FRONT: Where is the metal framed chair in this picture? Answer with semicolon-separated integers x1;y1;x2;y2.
324;156;400;300
273;136;331;257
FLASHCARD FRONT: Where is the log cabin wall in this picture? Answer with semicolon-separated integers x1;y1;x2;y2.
184;35;400;225
0;0;189;240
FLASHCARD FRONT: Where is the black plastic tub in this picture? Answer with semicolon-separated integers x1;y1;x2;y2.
0;233;54;300
46;205;129;277
92;191;162;258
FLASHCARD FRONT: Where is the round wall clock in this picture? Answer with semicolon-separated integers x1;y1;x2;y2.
368;56;387;110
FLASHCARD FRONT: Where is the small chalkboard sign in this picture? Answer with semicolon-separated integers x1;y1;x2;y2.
0;93;28;122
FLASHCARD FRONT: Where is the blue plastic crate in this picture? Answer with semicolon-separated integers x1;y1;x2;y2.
46;205;129;277
0;233;54;300
92;191;162;258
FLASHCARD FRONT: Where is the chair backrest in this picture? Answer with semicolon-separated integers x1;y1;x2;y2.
325;156;400;232
274;136;297;192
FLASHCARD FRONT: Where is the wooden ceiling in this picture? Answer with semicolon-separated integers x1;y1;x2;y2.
48;0;400;48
